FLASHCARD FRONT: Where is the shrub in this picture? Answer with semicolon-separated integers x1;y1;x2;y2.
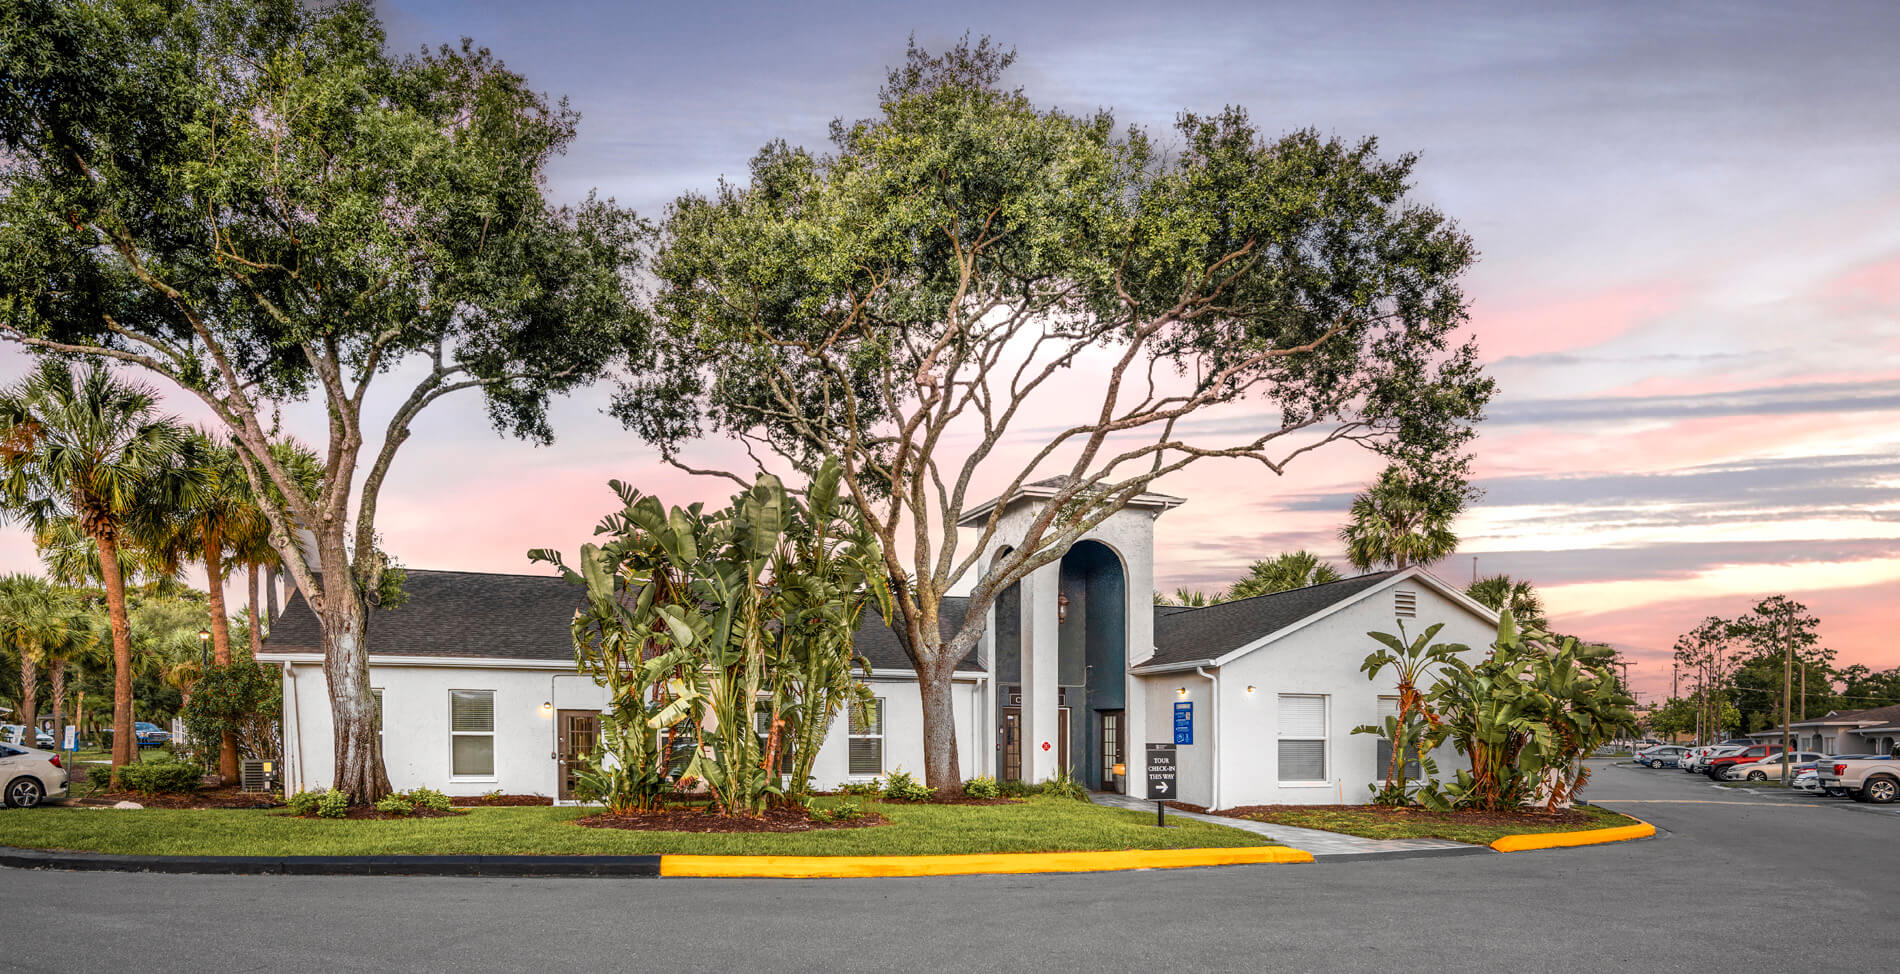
813;799;864;823
881;768;933;803
997;778;1034;798
315;790;350;819
285;789;324;816
839;778;883;796
962;776;1000;799
408;787;452;812
1040;769;1088;801
374;794;413;816
116;755;203;795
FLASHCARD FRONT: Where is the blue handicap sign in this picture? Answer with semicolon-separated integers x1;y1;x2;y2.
1173;701;1193;745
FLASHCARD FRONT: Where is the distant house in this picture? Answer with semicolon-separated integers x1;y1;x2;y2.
1745;704;1900;756
259;483;1500;807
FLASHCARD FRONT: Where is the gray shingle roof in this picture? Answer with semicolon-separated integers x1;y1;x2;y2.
1141;571;1400;668
262;569;980;672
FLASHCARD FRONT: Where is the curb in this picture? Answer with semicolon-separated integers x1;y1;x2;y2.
0;844;1307;878
1488;818;1656;853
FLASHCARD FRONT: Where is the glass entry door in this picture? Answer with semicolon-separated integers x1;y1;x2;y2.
1099;710;1125;792
556;710;601;801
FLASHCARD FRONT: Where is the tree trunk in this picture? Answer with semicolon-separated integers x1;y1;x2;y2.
49;662;65;746
95;529;137;787
204;525;239;783
247;562;263;656
917;657;962;791
317;583;390;802
17;652;36;743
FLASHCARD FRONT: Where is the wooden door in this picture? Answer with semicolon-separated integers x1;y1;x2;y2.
1001;707;1021;781
556;710;600;801
1099;710;1124;792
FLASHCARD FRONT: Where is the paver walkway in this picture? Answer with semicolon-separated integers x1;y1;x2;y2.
1089;792;1480;858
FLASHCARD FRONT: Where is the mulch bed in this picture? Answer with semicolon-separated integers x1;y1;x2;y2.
85;787;283;810
449;794;554;807
1168;800;1595;828
575;804;888;833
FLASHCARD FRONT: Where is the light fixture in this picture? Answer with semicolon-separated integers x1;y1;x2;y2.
1057;593;1070;624
1246;685;1256;695
539;701;553;718
1177;687;1189;698
199;627;211;667
198;628;211;642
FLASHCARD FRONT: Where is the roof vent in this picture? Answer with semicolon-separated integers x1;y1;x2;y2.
1394;589;1417;619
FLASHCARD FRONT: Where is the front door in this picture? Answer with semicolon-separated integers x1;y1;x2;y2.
556;710;600;801
1099;710;1125;792
1000;707;1070;781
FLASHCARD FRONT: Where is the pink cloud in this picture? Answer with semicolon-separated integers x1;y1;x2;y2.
1469;280;1692;362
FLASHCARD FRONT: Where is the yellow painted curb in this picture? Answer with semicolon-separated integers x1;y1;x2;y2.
1488;818;1656;853
659;845;1312;878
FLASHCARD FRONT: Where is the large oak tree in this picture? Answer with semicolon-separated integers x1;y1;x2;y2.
621;40;1494;788
0;0;646;798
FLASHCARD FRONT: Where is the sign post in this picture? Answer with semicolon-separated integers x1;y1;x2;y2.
1146;743;1177;827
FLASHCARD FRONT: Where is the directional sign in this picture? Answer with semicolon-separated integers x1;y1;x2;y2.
1147;743;1178;800
63;724;76;750
1173;701;1193;745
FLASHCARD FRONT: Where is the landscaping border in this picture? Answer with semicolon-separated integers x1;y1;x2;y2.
0;844;1309;878
1488;816;1656;853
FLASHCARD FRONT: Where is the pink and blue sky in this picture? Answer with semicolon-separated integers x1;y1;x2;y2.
4;0;1896;702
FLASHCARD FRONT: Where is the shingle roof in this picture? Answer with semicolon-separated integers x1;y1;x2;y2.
261;569;980;672
1140;571;1400;669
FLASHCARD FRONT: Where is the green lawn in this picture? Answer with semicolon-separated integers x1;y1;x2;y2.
0;797;1272;857
1718;779;1789;789
1234;804;1639;846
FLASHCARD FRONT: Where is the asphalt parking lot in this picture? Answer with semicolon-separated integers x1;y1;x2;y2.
1;759;1893;974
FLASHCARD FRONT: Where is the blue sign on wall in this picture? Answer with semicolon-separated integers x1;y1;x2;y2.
1173;701;1193;745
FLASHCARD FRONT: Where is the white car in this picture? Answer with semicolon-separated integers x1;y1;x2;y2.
1723;751;1827;781
0;741;70;807
1681;745;1736;773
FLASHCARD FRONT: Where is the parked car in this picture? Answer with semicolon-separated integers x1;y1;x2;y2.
1819;756;1900;804
1637;745;1687;768
1706;744;1789;779
1816;755;1897;799
1682;745;1742;773
102;722;172;748
1793;768;1823;793
1722;751;1826;781
0;741;69;807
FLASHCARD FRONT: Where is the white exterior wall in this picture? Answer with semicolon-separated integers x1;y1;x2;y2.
1132;574;1498;809
276;658;974;797
1145;673;1214;807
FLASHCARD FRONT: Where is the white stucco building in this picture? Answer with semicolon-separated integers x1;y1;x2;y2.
260;479;1501;807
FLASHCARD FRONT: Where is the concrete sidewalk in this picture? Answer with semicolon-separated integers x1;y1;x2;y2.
1089;792;1480;859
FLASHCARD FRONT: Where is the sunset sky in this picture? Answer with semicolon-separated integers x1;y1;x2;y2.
3;0;1896;703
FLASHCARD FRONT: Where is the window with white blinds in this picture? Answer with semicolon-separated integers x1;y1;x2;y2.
1278;694;1328;782
450;689;495;777
1374;695;1420;781
848;697;884;777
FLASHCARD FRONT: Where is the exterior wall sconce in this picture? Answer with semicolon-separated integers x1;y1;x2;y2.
539;701;553;718
1057;593;1070;624
1246;685;1256;695
1177;687;1189;697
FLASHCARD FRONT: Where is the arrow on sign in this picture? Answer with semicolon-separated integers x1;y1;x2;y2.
1155;782;1169;794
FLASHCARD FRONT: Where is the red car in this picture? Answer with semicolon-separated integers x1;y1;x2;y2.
1704;744;1784;779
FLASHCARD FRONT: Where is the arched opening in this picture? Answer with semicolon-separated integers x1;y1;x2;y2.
1059;540;1127;792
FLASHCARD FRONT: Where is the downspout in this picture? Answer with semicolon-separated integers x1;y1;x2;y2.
284;664;305;794
1196;665;1220;811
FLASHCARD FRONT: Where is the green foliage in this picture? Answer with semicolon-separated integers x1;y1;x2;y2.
1229;552;1344;600
962;776;1001;799
1424;611;1638;812
532;458;887;816
374;794;413;816
1039;769;1088;801
285;790;323;816
1340;465;1468;572
115;754;202;795
180;660;281;761
811;799;865;823
315;790;351;820
408;788;453;813
838;778;884;796
1352;621;1459;805
881;769;934;803
996;779;1035;798
1464;574;1548;631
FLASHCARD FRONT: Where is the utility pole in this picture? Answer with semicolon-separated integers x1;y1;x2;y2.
1471;555;1478;586
1782;630;1794;786
1672;662;1679;700
1799;662;1806;721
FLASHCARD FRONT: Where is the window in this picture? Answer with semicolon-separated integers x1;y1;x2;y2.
1393;590;1417;619
848;697;884;777
1278;694;1328;782
449;690;495;777
1375;696;1420;781
371;689;384;752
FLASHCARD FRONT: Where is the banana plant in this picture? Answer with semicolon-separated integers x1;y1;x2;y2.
1352;620;1462;805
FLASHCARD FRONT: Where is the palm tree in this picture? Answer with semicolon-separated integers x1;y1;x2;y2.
0;574;71;738
42;599;108;748
1465;573;1549;630
1227;551;1344;600
1339;465;1464;572
0;361;193;785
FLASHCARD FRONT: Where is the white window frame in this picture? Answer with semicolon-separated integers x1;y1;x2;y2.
1277;693;1330;786
448;689;498;781
848;696;885;778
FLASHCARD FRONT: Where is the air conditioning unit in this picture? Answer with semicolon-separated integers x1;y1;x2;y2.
239;758;273;793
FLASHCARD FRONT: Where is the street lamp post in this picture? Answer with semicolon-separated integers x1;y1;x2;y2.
198;627;211;669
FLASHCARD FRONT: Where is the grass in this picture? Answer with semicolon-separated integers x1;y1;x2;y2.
0;796;1273;858
1718;779;1790;789
1234;804;1640;846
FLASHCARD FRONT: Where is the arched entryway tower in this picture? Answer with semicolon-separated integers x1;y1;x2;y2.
990;540;1128;793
